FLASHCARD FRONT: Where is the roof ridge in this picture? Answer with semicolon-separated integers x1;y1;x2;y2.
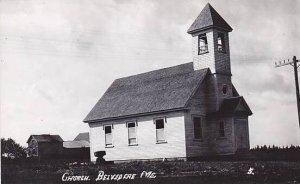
208;4;220;25
224;96;243;100
30;134;60;136
77;132;89;134
116;62;193;81
141;67;208;83
206;3;214;25
209;5;232;30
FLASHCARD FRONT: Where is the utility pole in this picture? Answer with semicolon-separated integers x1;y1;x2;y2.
275;56;300;128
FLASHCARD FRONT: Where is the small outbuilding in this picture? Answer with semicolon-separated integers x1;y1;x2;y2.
27;134;63;159
27;133;90;161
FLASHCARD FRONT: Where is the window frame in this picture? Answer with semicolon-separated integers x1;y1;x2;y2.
154;117;167;144
192;115;203;140
219;121;225;138
198;34;208;55
217;32;226;53
104;124;114;148
222;84;228;95
126;121;138;146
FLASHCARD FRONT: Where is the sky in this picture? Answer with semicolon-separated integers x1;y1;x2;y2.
0;0;300;147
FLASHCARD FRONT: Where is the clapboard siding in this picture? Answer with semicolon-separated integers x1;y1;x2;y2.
213;31;231;75
185;114;236;156
184;112;211;157
192;32;216;72
89;111;186;162
208;117;235;154
185;78;213;157
185;74;236;157
234;117;250;151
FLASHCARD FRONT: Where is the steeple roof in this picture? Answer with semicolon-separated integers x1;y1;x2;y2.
187;3;233;34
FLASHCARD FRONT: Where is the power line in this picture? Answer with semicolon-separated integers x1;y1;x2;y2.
0;34;290;64
275;56;300;128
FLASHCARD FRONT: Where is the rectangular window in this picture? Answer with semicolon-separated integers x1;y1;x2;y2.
193;116;202;139
104;125;113;147
198;34;208;54
219;121;225;137
127;122;137;145
217;33;225;52
155;118;166;143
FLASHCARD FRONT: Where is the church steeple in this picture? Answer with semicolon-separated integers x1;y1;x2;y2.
188;3;234;108
188;3;232;75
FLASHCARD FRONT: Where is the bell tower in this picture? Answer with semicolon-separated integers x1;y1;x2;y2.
188;3;233;108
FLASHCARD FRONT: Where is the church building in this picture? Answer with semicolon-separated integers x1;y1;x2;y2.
84;3;252;162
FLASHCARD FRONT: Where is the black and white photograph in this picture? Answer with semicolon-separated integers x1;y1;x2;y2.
1;0;300;183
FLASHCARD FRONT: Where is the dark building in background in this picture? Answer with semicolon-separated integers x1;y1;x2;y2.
27;134;63;160
63;132;90;162
27;133;90;162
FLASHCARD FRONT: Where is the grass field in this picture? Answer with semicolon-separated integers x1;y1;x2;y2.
2;160;300;184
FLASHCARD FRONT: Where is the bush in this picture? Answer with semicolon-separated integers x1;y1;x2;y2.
1;138;27;159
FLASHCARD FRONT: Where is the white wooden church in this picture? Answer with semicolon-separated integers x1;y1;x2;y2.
84;3;252;162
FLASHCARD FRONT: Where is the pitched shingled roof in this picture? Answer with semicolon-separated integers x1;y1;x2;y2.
74;132;89;142
187;3;233;34
27;134;63;143
218;96;252;115
84;63;209;122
